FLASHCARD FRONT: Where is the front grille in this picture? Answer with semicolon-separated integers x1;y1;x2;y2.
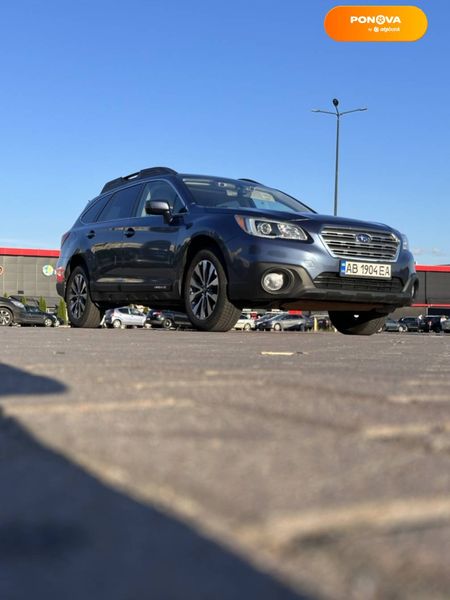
320;226;400;261
314;272;403;293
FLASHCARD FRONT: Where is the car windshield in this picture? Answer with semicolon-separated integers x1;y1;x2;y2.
182;176;314;214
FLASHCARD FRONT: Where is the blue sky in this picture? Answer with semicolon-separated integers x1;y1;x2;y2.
0;0;448;265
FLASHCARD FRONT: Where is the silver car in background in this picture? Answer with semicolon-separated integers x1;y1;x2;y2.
104;307;147;328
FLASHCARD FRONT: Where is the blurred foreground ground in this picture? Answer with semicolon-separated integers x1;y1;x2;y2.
1;328;450;600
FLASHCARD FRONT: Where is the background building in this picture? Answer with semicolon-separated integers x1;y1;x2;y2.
0;247;60;308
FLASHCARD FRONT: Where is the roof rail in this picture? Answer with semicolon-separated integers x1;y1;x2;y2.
238;178;263;185
101;167;178;194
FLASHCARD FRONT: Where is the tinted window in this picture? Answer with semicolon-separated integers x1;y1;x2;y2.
136;180;185;217
81;195;111;223
98;185;142;222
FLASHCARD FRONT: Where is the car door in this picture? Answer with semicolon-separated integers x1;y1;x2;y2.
119;179;186;299
88;184;143;295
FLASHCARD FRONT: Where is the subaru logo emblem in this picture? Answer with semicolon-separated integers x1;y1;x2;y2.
356;233;372;243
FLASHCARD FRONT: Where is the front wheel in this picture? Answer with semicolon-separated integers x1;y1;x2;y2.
162;318;173;330
329;311;387;336
243;323;251;331
273;323;282;331
112;319;122;329
184;249;241;332
0;307;13;326
44;318;53;327
66;266;102;328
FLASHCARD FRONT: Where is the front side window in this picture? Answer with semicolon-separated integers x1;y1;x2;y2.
182;176;314;214
136;180;185;217
97;185;142;222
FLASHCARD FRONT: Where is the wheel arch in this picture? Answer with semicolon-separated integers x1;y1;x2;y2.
66;253;90;284
179;235;230;297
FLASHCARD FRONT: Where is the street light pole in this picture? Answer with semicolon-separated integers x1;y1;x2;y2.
312;99;367;216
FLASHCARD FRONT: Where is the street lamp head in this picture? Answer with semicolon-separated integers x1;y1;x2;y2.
332;98;339;107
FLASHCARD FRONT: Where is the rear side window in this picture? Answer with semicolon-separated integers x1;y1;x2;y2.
81;195;111;223
97;185;142;222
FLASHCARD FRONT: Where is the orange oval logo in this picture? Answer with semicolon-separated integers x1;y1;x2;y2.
325;5;428;42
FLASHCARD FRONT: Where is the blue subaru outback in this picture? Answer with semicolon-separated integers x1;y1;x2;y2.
56;167;417;334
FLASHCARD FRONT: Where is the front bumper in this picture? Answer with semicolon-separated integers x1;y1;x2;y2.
226;236;417;311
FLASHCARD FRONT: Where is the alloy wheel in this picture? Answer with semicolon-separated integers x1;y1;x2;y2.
68;273;88;320
0;308;12;326
189;260;219;320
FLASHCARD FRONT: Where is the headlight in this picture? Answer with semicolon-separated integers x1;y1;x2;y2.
10;299;25;308
235;216;308;241
401;233;409;250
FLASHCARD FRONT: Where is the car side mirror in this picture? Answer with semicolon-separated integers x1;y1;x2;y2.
145;200;172;221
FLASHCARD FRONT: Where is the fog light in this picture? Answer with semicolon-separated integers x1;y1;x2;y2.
262;272;285;292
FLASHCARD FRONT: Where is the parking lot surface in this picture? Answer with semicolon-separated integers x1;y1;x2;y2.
1;328;450;600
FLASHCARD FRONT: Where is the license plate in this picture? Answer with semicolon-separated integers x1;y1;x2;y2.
340;260;392;279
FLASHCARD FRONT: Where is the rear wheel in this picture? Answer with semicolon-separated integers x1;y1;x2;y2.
329;311;387;336
184;249;240;332
66;266;102;328
273;323;282;331
163;318;173;329
0;307;13;326
112;319;122;329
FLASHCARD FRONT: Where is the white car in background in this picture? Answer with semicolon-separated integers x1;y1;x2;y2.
234;313;256;331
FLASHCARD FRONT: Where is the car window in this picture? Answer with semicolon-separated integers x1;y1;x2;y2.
119;308;129;314
136;180;185;217
97;185;142;222
81;194;112;223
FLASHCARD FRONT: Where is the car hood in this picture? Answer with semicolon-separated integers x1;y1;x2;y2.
202;207;395;233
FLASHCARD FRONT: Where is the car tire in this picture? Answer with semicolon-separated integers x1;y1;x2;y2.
163;318;173;329
112;319;122;329
66;266;102;328
44;318;53;327
329;311;387;336
0;307;13;326
243;323;251;331
398;325;406;333
184;249;241;332
273;323;282;331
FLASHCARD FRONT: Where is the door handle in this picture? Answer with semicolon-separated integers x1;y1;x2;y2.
124;227;135;238
87;230;95;239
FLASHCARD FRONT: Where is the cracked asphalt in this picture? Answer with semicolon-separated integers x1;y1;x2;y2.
1;327;450;600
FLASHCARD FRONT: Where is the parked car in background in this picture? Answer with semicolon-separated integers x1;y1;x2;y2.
20;305;59;327
0;298;59;327
398;316;420;332
56;166;417;335
234;313;256;330
254;313;278;329
0;296;25;326
442;319;450;334
104;306;147;328
258;312;308;331
419;315;444;333
382;318;406;333
147;310;191;329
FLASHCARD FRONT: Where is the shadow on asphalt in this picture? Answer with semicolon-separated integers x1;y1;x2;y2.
0;363;314;600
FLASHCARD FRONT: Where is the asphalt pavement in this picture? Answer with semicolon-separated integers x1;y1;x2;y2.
1;327;450;600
